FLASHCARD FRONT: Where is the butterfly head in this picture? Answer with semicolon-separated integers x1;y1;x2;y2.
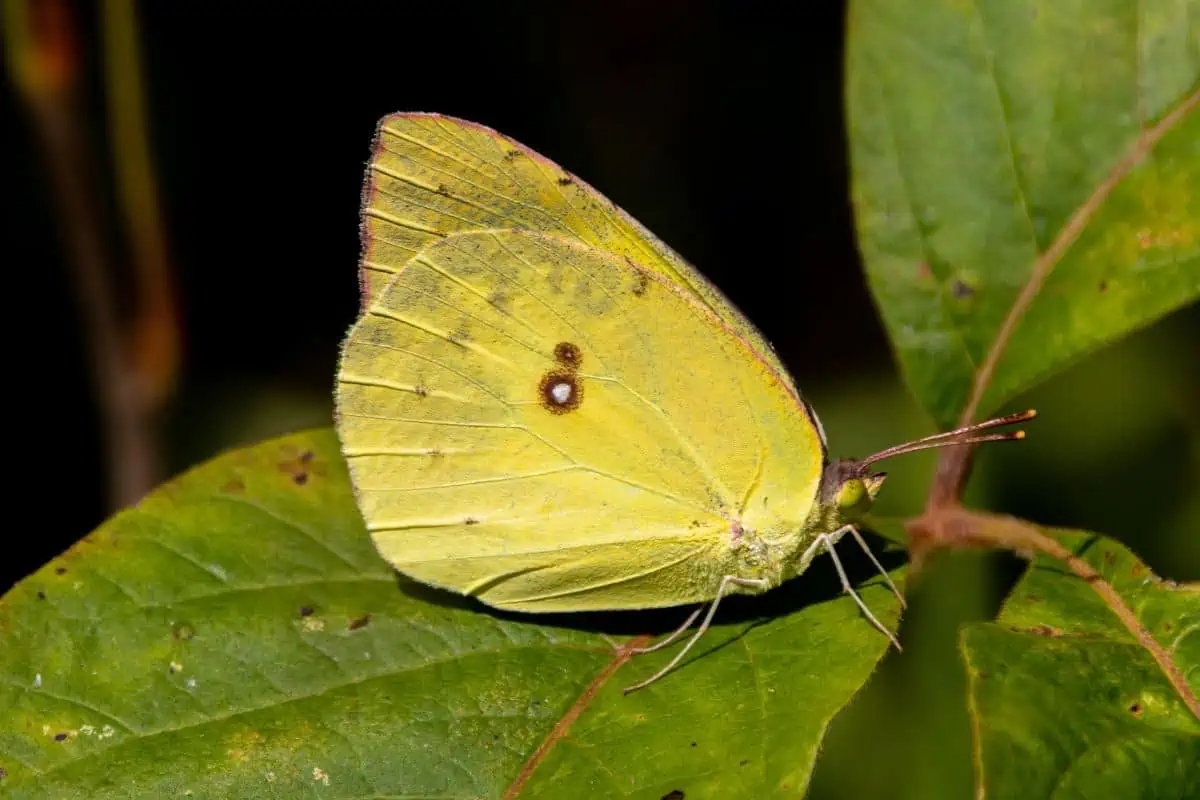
821;460;887;523
819;409;1037;524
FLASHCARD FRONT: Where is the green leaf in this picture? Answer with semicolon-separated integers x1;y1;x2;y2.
847;0;1200;428
0;430;903;798
961;529;1200;798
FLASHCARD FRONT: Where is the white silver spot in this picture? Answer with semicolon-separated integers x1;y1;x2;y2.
550;382;573;405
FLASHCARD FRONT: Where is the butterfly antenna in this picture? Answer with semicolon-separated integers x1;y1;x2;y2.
858;409;1036;468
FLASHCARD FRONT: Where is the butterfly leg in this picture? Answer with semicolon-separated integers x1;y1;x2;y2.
623;575;769;694
630;607;704;654
844;524;906;609
817;528;902;651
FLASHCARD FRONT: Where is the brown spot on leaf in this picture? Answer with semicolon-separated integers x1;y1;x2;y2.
739;759;749;767
435;183;450;196
1098;280;1108;292
557;176;574;186
414;384;429;398
916;262;932;280
36;591;46;600
299;606;315;617
348;614;371;631
1128;702;1143;717
1026;624;1063;637
54;733;67;742
0;765;7;780
1103;550;1115;565
55;567;67;575
538;372;582;414
222;477;246;494
464;517;480;525
504;149;522;161
172;623;196;641
1131;562;1145;578
553;341;582;369
951;279;974;298
662;791;685;800
279;450;323;486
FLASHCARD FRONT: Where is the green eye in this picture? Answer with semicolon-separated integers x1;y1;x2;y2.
835;478;867;510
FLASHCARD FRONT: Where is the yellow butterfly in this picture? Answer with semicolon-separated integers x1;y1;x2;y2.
335;113;1032;692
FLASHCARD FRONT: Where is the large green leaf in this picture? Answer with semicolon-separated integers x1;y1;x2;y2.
847;0;1200;427
0;430;903;798
961;529;1200;798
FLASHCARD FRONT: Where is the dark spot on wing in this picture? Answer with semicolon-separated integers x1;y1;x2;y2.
554;341;582;369
538;371;582;414
488;289;509;310
632;270;649;297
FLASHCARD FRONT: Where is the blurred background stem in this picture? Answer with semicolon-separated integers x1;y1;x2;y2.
5;0;179;509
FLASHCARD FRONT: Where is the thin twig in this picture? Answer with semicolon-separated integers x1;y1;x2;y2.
5;0;170;509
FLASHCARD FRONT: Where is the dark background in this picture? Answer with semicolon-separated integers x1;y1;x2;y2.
5;3;1197;797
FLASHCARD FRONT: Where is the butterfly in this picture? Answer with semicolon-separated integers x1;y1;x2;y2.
334;113;1033;692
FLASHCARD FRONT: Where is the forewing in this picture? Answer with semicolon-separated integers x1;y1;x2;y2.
360;113;805;399
336;230;823;611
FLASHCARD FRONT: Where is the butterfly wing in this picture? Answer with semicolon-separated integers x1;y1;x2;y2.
359;113;813;407
336;230;824;612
